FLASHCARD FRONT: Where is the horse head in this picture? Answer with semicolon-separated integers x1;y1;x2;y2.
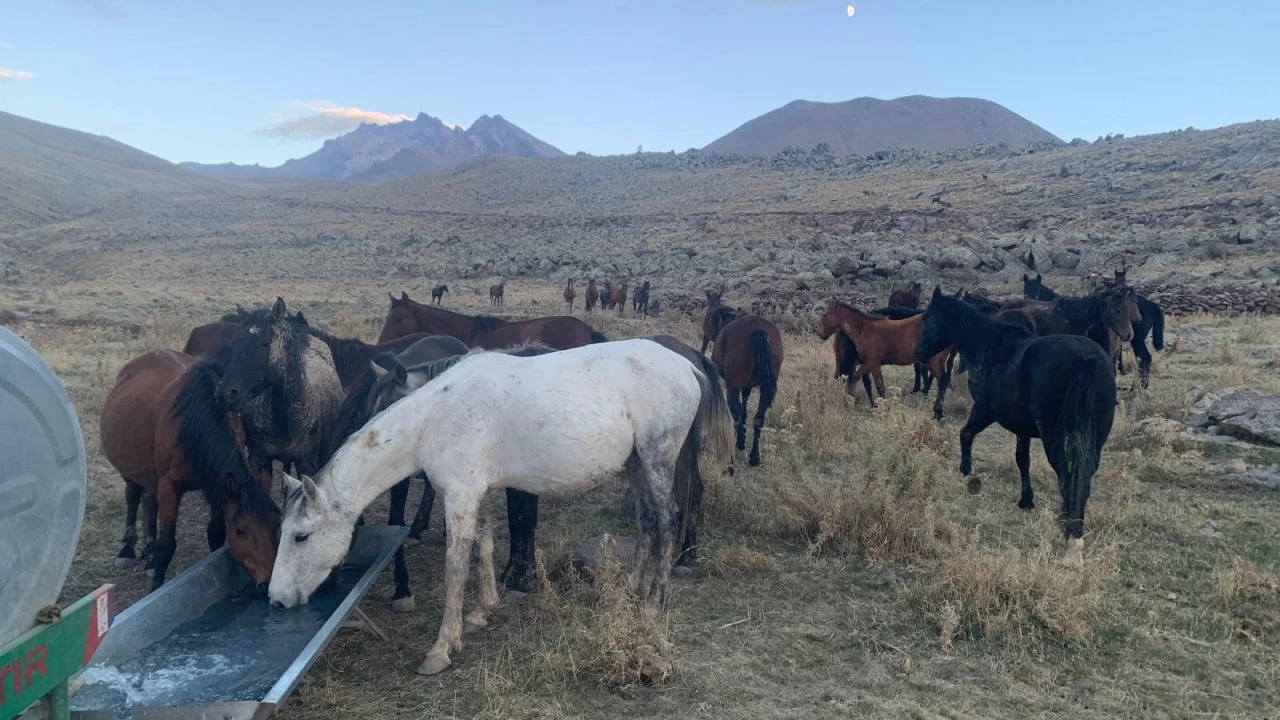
270;471;351;609
1022;273;1046;300
379;292;422;344
222;476;281;587
816;302;843;340
217;297;301;413
1102;287;1140;342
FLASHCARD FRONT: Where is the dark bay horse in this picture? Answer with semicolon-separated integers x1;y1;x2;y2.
612;283;628;315
377;292;606;349
100;350;279;590
700;291;739;355
431;284;449;304
489;282;505;307
818;303;955;420
600;281;614;310
182;309;308;360
633;281;652;316
1024;273;1164;388
917;287;1116;564
712;315;784;467
585;279;600;312
563;278;576;312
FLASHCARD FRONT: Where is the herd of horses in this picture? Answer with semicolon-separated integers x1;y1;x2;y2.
95;267;1163;677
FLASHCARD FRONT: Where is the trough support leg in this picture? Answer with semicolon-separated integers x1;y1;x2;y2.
342;606;390;642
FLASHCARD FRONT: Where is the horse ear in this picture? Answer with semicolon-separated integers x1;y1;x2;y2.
272;297;287;318
393;361;407;386
281;472;303;497
1022;274;1029;282
369;360;388;378
294;311;308;326
1036;273;1042;281
932;286;944;300
401;291;410;301
301;475;320;504
388;292;398;305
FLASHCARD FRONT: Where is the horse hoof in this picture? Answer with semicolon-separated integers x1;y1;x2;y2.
1017;499;1035;511
416;652;452;676
463;612;488;635
391;595;416;614
671;565;693;580
966;476;983;495
748;456;761;467
114;557;136;571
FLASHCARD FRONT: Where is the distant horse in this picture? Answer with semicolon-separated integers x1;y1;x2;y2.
601;281;615;310
585;279;600;312
917;287;1116;565
633;281;652;316
817;303;954;420
612;283;628;315
378;292;607;350
268;339;734;676
712;315;784;467
700;291;739;355
431;284;449;305
100;350;279;590
563;278;576;312
1024;273;1163;387
888;281;924;309
489;282;505;307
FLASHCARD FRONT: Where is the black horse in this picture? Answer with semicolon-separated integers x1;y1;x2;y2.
431;284;449;304
1023;273;1165;387
917;287;1116;564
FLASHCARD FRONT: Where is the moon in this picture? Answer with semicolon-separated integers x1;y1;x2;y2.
846;5;855;16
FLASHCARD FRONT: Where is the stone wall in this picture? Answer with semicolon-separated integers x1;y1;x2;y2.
1142;282;1280;316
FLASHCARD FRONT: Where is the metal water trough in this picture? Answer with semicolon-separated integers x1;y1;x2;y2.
69;525;408;720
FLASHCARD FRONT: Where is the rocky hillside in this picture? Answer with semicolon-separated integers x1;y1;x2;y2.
704;95;1061;156
181;113;565;182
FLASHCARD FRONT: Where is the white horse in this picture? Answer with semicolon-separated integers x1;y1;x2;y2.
268;338;733;676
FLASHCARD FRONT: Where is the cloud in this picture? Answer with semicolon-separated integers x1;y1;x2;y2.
256;101;412;140
57;0;125;19
0;67;34;83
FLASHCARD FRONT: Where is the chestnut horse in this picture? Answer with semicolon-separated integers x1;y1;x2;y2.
378;292;606;349
100;350;280;591
563;278;576;312
829;306;937;400
712;315;784;467
818;303;954;420
612;283;628;315
585;279;600;312
489;282;505;307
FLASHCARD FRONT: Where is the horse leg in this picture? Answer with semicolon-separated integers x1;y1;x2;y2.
673;436;702;576
150;482;182;590
749;388;769;467
628;449;678;610
912;362;924;394
206;505;226;552
958;410;995;494
464;518;499;634
409;473;435;540
115;481;143;570
142;491;158;562
417;489;480;676
500;489;539;593
387;478;415;613
700;336;710;355
851;366;876;407
932;369;950;422
1132;338;1153;389
727;387;746;451
1016;434;1034;510
871;366;887;399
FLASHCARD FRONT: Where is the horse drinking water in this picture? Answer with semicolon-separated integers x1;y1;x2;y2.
268;339;733;676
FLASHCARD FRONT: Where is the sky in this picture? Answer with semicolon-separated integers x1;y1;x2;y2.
1;0;1277;166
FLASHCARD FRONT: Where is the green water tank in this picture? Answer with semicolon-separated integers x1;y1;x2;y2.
0;326;87;648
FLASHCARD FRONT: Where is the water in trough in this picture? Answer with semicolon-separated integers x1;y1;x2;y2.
71;568;364;719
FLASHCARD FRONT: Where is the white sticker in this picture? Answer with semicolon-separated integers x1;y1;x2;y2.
96;594;109;636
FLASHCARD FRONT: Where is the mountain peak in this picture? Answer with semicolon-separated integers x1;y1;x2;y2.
705;95;1060;156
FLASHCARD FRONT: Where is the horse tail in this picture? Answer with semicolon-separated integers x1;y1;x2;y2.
1150;301;1165;351
749;329;778;411
1052;353;1112;540
692;354;734;467
590;330;609;344
172;360;276;520
835;332;857;378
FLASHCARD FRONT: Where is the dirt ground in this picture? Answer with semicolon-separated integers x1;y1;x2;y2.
11;279;1280;719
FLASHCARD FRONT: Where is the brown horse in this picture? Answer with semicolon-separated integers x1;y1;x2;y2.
585;279;600;311
700;290;740;355
100;350;280;591
378;292;606;349
633;280;652;316
431;284;449;304
712;315;784;467
612;282;628;315
490;282;505;307
600;281;615;310
563;278;576;312
817;303;954;420
888;281;924;309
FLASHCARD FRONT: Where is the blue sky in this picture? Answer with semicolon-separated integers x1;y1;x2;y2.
1;0;1276;166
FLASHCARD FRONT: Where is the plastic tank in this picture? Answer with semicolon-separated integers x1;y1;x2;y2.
0;326;87;648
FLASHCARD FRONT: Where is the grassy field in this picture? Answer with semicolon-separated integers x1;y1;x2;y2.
9;277;1277;719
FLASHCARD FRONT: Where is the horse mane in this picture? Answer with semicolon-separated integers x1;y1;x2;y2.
472;315;509;333
493;340;557;357
305;328;371;384
172;359;278;522
323;369;377;461
931;295;1033;368
1053;292;1108;329
831;302;880;321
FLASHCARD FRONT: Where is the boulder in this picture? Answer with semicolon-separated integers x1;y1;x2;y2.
1050;249;1081;270
937;246;980;269
1190;388;1280;446
899;260;930;281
